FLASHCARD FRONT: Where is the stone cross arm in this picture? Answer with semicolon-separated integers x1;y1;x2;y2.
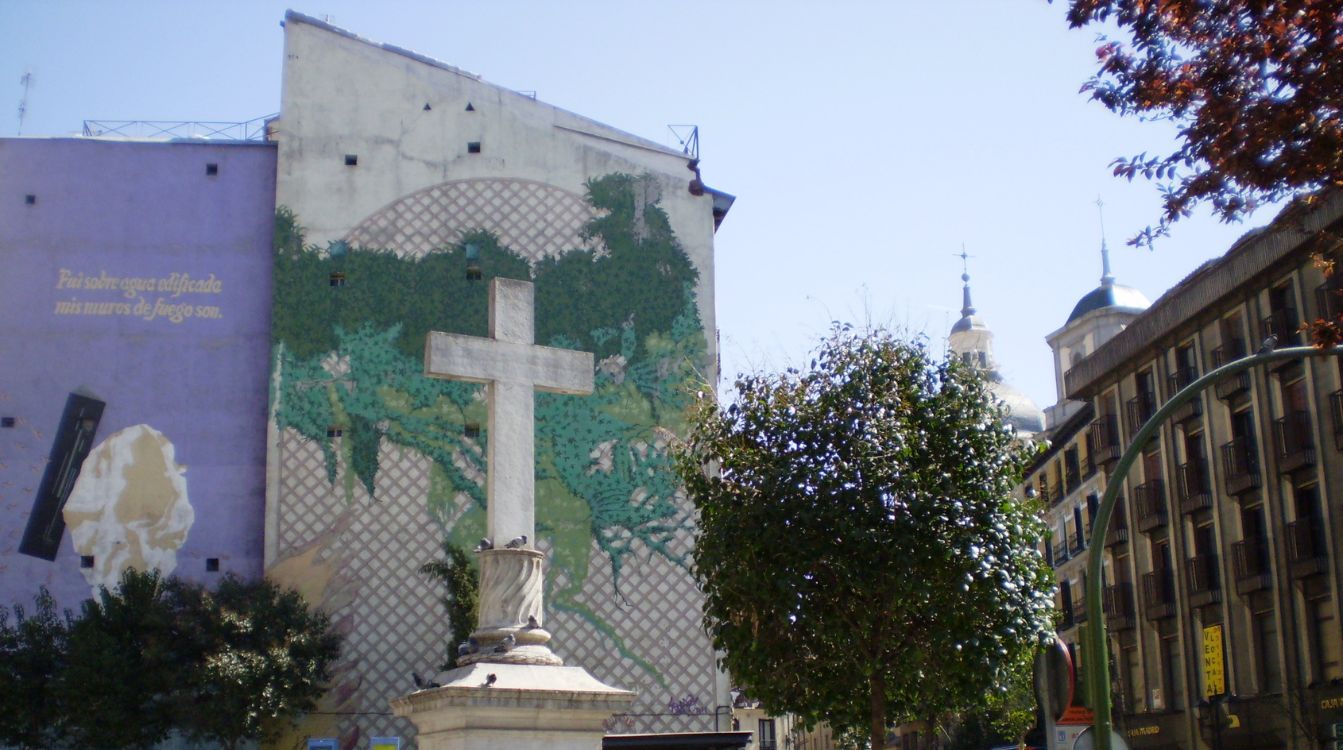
424;333;593;395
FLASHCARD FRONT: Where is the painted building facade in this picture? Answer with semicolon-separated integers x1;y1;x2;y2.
0;137;276;608
1029;194;1343;749
261;13;731;748
2;12;732;750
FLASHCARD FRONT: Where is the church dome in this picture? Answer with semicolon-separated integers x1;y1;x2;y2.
1067;282;1150;324
988;379;1045;435
947;252;1044;437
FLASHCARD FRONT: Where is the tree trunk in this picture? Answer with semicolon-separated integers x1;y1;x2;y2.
869;671;886;750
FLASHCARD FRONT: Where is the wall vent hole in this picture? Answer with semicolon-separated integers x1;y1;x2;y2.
344;154;358;166
1;417;14;428
80;555;95;569
24;194;36;205
205;163;219;176
467;141;481;154
465;102;475;112
205;558;220;572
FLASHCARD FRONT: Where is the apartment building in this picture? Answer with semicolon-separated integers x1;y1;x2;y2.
1031;193;1343;750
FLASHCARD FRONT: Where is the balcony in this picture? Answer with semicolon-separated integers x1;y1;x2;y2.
1220;436;1261;496
1231;538;1272;595
1065;467;1082;495
1069;532;1087;556
1331;390;1343;451
1103;582;1135;631
1261;307;1302;348
1177;460;1214;513
1142;571;1177;620
1317;281;1343;321
1185;553;1222;607
1273;410;1316;473
1166;367;1204;423
1073;594;1089;624
1126;392;1159;437
1088;415;1122;467
1212;338;1250;399
1052;541;1070;566
1133;480;1168;533
1285;517;1329;579
1105;498;1130;547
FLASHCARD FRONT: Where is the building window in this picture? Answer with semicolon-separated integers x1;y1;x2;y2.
757;719;777;750
1306;594;1342;682
1159;631;1184;710
1251;606;1282;694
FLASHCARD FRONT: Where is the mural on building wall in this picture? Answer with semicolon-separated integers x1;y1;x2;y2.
267;173;714;743
63;424;194;590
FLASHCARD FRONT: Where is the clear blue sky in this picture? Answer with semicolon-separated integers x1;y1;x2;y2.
1;1;1274;412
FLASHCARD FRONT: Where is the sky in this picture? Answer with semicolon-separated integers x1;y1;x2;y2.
1;1;1278;413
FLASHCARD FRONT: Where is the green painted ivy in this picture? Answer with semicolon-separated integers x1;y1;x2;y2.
270;175;707;676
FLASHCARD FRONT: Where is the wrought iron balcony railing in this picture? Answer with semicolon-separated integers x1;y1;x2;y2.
1133;480;1168;533
1165;367;1204;423
1177;460;1213;513
1126;392;1159;437
1220;436;1261;495
1231;538;1272;595
1272;410;1316;473
1103;582;1135;631
1185;553;1221;606
1261;307;1302;347
1142;571;1177;620
1211;338;1250;399
1088;415;1122;466
1285;517;1329;578
1105;497;1129;547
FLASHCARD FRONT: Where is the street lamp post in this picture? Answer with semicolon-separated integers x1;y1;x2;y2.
1083;345;1342;750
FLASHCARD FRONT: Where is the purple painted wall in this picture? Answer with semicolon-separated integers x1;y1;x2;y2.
0;137;275;609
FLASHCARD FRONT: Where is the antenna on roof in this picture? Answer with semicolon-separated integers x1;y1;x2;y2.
1096;196;1114;288
17;70;33;135
668;124;699;160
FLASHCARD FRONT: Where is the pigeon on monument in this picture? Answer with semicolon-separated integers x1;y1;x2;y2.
474;538;493;552
412;671;440;690
458;641;473;657
1258;334;1278;354
485;673;497;687
527;615;540;629
504;535;528;549
494;633;516;653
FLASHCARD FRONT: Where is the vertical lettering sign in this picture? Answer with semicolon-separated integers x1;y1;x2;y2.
1203;624;1225;698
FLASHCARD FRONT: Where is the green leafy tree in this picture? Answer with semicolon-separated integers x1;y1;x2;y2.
420;540;480;669
57;569;181;750
675;327;1055;750
1062;0;1343;246
171;575;343;750
0;588;70;749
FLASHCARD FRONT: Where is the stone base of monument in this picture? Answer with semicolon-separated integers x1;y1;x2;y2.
391;662;636;750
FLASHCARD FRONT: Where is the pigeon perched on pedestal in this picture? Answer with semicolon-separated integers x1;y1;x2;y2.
458;641;473;657
474;538;493;552
493;633;516;653
526;615;540;629
504;535;528;549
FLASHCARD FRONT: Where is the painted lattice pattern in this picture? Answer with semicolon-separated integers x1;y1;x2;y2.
344;179;595;260
550;512;720;729
275;431;447;746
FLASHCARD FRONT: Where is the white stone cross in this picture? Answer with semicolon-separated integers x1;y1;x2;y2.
424;278;594;546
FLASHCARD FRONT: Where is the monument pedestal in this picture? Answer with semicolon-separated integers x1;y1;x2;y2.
392;663;635;750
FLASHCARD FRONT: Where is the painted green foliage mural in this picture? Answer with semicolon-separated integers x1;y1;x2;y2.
271;174;706;678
